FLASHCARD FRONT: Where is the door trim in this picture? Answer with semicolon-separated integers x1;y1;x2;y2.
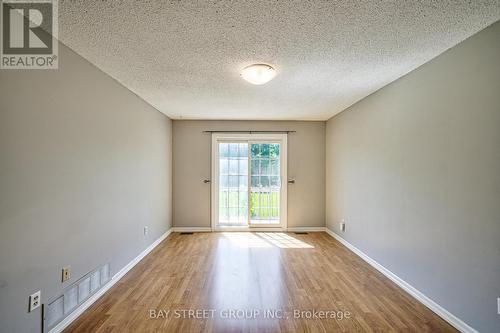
211;133;287;231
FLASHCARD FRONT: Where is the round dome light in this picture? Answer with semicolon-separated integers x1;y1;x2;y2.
240;64;276;85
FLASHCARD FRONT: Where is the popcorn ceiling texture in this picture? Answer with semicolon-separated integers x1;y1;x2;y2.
58;1;500;120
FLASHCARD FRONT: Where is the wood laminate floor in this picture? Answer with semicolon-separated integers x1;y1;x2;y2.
64;232;456;333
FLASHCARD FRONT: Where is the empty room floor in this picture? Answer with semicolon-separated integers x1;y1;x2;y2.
64;232;455;332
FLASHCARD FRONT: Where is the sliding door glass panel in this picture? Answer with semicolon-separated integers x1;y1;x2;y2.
218;143;248;225
250;143;280;225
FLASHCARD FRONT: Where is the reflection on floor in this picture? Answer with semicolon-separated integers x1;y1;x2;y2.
64;232;457;333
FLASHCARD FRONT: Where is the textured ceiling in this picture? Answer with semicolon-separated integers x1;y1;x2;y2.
58;1;500;120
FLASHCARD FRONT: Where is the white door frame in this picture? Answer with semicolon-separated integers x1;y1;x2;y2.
211;133;288;231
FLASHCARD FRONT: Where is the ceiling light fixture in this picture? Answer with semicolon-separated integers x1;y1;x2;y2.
240;64;276;85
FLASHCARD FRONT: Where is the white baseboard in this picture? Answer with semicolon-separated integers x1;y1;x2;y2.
48;228;173;333
287;227;326;232
324;228;477;333
172;227;212;232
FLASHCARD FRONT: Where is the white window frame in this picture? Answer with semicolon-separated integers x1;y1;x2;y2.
211;133;288;231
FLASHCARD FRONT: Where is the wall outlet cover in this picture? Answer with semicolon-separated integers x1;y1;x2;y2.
62;266;71;282
340;220;346;232
144;226;149;235
29;290;41;312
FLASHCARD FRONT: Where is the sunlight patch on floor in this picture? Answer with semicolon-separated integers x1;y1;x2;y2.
222;232;314;249
256;233;314;248
222;232;273;248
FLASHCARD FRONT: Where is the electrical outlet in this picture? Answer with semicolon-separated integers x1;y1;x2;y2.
62;266;71;282
29;290;41;312
340;219;346;232
143;226;148;236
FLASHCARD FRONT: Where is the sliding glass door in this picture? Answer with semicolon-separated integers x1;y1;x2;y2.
211;134;287;230
218;142;249;225
249;143;280;226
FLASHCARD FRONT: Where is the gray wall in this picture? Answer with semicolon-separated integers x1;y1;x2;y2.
325;22;500;333
173;120;325;228
0;43;172;332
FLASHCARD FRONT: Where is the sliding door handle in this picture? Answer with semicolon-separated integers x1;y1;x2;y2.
203;179;211;183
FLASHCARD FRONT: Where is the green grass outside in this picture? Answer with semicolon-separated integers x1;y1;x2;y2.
219;191;279;219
